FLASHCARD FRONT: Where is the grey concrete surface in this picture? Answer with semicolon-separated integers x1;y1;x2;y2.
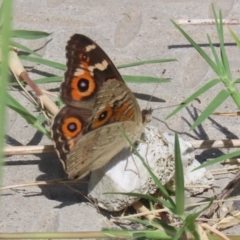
1;0;240;237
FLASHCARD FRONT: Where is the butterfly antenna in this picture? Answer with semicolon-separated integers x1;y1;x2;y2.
146;69;166;110
152;103;184;110
152;98;201;111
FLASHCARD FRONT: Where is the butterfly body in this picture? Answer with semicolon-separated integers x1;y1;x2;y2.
51;34;151;179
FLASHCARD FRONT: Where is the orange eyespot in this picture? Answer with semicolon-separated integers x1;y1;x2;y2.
62;117;83;138
91;107;113;129
70;71;96;100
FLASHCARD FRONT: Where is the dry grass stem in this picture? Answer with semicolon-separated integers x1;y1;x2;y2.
5;139;240;156
0;179;87;190
190;139;240;149
214;211;240;230
132;201;157;221
213;111;240;116
202;170;240;218
201;223;230;240
177;19;240;25
4;145;55;155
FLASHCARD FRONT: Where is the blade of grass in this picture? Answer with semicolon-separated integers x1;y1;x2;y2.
166;79;220;119
0;3;3;24
7;93;49;137
10;30;51;39
9;76;62;86
212;5;231;80
185;199;213;239
132;230;173;240
151;218;178;235
174;133;185;216
207;35;224;76
102;229;139;239
184;215;200;240
19;55;66;70
228;25;240;49
171;20;219;75
123;75;171;83
0;0;12;187
194;150;240;170
33;76;62;84
117;58;177;69
10;40;41;57
123;218;152;227
172;224;187;240
190;89;230;130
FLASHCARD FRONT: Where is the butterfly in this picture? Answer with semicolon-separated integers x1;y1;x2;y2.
51;34;152;179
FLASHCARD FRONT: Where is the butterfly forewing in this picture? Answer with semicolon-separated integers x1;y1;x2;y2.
62;34;125;109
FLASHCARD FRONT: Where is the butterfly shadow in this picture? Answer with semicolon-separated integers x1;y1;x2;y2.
35;151;90;208
153;105;239;164
181;106;239;164
5;130;89;208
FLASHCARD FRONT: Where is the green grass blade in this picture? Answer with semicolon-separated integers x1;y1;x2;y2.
10;40;41;57
132;230;173;240
0;3;3;22
228;26;240;49
185;199;213;239
7;93;49;137
19;55;66;70
10;30;51;39
212;5;231;80
0;0;12;188
103;229;173;240
191;89;230;130
123;75;171;83
184;214;200;240
166;79;220;119
207;35;223;75
151;218;177;235
117;58;177;69
172;225;186;240
34;76;62;84
171;20;219;75
10;76;63;86
194;150;240;170
174;133;185;216
234;78;240;83
123;218;152;227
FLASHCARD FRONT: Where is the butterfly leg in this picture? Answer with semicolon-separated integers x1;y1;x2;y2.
123;150;141;178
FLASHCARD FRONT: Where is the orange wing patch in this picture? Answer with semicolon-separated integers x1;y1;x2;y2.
71;71;96;100
62;117;83;138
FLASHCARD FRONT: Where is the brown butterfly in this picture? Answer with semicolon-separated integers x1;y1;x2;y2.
51;34;151;179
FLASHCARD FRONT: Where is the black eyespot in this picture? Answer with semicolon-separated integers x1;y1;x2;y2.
98;111;107;121
68;122;77;132
82;53;87;61
78;78;89;92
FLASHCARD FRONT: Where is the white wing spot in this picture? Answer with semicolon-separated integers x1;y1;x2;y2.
85;44;96;52
95;60;108;71
74;68;85;76
88;60;108;72
88;66;94;72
